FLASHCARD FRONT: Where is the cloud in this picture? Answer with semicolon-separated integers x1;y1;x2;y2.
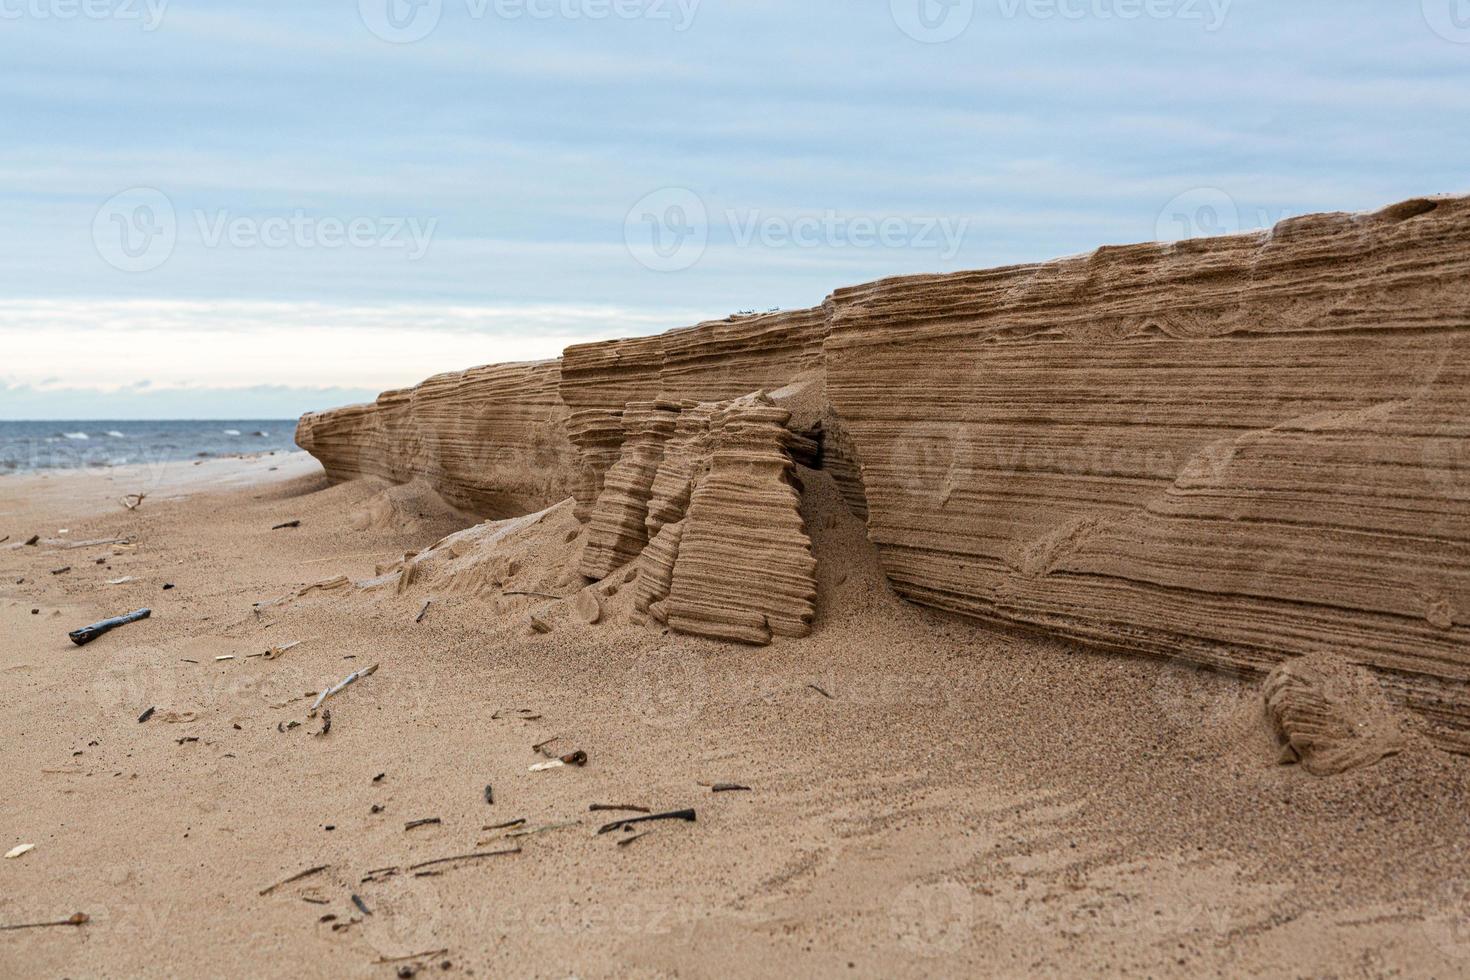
0;298;709;395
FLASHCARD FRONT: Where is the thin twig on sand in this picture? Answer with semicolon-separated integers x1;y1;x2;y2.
309;663;378;717
406;846;521;873
259;864;329;896
596;809;697;835
0;913;89;932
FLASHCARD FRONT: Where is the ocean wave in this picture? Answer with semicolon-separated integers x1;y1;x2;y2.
63;432;89;440
106;430;126;438
223;429;242;436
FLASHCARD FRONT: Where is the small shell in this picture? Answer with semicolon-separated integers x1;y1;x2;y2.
5;843;36;859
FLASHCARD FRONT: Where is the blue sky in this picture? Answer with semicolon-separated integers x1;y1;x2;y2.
1;0;1467;418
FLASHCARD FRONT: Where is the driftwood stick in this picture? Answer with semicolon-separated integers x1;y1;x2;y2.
56;536;127;550
374;949;450;965
309;663;378;716
0;912;89;932
596;809;697;835
482;817;527;832
406;846;521;873
259;864;329;896
69;608;150;647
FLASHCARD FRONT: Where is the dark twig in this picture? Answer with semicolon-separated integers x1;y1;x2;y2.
404;818;441;831
589;804;651;814
596;809;697;835
617;832;650;848
501;591;565;600
406;846;521;873
137;706;155;723
0;912;89;932
360;866;400;883
69;608;151;646
271;520;301;530
415;600;431;624
374;949;449;965
806;684;833;699
351;894;373;917
482;818;526;832
259;864;329;896
711;784;752;793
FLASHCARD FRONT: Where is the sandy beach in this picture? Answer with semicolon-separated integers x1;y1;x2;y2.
1;455;1468;977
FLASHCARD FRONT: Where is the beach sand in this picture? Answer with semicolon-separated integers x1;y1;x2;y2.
2;455;1469;977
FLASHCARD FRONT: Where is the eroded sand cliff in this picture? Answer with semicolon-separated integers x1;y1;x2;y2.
297;195;1470;754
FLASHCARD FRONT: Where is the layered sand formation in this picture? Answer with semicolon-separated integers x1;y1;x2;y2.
298;195;1470;754
296;358;574;517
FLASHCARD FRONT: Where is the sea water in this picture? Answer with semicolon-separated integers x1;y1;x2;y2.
0;420;300;473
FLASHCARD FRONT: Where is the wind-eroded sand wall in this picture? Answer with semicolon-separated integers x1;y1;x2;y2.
295;359;576;517
824;196;1470;748
297;196;1470;748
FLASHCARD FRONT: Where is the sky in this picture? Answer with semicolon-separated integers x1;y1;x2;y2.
1;0;1467;419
